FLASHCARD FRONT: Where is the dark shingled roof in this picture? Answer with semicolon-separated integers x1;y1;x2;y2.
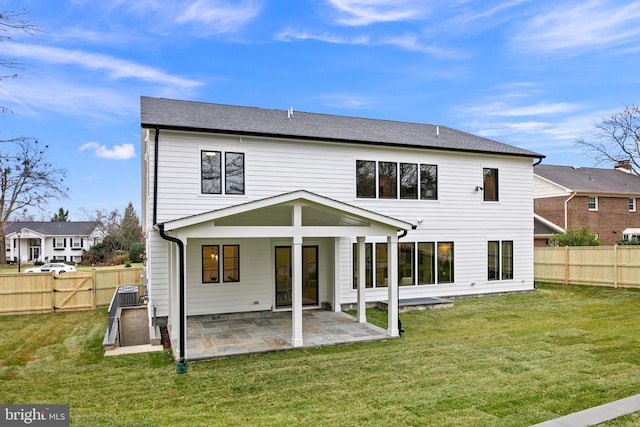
534;165;640;194
534;217;561;235
4;221;96;236
141;97;544;159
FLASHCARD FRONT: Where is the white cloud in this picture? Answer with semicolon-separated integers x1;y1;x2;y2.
275;29;370;45
4;43;202;90
327;0;427;26
467;102;583;117
79;142;136;160
512;1;640;53
0;77;135;119
276;29;461;58
316;94;375;109
175;0;260;32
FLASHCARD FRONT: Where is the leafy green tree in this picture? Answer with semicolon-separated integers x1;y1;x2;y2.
129;242;145;263
120;202;141;251
51;207;69;222
80;202;142;264
548;227;601;247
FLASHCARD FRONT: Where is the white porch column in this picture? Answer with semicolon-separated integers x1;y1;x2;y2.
40;238;46;262
333;237;341;312
291;203;304;347
387;234;399;337
291;235;303;347
356;236;366;323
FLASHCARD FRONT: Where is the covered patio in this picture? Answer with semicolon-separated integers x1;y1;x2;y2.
160;190;414;365
186;309;392;360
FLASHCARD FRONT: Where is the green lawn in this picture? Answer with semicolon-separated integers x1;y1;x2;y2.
2;283;640;426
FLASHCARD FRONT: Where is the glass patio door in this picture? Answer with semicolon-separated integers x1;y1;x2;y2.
275;246;318;309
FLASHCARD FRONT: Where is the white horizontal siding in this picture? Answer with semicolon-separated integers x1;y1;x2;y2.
534;175;569;198
145;129;537;314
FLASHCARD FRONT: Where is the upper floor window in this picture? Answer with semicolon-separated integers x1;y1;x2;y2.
72;238;83;248
53;238;65;249
378;162;397;199
630;198;636;212
483;168;498;201
356;160;376;198
356;160;438;200
201;151;245;195
588;196;598;211
420;164;438;200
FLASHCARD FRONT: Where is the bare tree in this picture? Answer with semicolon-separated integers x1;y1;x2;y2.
0;138;67;263
1;4;39;114
576;105;640;174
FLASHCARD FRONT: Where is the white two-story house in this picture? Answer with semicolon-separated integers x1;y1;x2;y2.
141;96;544;364
5;221;103;264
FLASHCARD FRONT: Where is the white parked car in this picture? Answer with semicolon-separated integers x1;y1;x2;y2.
25;263;77;274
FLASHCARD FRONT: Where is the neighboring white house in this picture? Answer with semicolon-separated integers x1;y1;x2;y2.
4;221;103;264
140;96;545;363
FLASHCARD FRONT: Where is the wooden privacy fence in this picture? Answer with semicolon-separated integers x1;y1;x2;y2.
535;246;640;288
0;267;143;315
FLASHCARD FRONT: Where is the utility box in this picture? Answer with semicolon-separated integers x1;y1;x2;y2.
118;285;139;307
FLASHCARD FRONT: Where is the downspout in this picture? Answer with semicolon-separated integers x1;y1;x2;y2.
564;191;577;230
152;127;188;373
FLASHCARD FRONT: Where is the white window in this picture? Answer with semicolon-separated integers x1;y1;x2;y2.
72;238;82;248
54;238;65;248
629;198;636;212
588;196;598;211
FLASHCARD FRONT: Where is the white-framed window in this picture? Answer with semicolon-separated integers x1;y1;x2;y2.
588;196;598;211
54;238;65;249
629;198;636;212
72;238;82;248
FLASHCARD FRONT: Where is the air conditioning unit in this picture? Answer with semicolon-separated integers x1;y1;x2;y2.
118;286;139;306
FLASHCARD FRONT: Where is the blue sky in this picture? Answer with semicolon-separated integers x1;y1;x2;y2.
1;0;639;220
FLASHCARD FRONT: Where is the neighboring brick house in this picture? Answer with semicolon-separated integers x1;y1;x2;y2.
533;162;640;246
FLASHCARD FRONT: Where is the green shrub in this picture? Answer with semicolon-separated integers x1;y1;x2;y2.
548;227;601;246
618;237;640;245
129;242;145;264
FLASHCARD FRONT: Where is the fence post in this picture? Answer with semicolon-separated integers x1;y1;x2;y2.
614;245;618;288
564;246;570;285
49;273;56;313
92;269;97;309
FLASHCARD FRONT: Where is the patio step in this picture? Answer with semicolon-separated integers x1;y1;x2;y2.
377;297;454;313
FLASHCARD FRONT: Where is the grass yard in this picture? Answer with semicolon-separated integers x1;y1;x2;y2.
2;283;640;426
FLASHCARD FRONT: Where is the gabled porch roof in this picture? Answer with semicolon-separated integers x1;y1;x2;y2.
161;190;415;237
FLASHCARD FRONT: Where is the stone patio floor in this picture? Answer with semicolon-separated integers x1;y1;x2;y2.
185;309;393;360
